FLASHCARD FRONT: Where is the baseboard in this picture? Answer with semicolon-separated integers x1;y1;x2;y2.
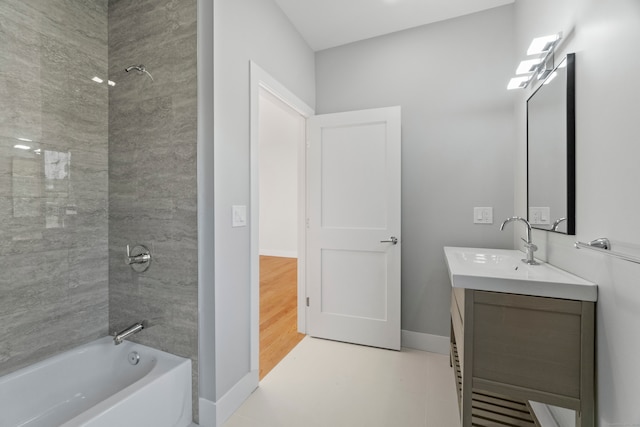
198;370;259;427
401;330;449;355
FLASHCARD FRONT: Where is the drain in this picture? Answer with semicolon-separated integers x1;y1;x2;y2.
128;351;140;365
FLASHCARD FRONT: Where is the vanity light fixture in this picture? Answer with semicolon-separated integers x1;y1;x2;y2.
14;144;31;150
516;58;543;75
507;76;532;90
507;32;562;90
527;33;561;56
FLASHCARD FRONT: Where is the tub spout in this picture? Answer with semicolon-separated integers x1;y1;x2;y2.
113;322;144;345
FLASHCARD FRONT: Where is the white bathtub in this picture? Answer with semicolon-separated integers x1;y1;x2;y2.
0;336;192;427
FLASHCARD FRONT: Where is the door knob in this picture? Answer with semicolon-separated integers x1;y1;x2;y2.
380;236;398;245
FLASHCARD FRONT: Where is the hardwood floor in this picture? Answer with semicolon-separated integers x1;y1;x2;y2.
260;256;305;379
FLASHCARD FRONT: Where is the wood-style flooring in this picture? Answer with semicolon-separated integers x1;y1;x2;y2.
260;255;305;379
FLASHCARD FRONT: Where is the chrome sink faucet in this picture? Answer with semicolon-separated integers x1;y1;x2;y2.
499;216;539;265
551;217;567;231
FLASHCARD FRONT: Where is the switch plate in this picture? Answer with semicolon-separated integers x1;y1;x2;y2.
232;205;247;227
473;207;493;224
529;207;551;225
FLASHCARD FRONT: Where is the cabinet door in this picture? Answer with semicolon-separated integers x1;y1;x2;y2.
472;291;583;398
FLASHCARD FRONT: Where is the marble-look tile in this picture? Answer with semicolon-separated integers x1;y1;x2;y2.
108;31;196;104
0;1;109;148
0;198;107;281
40;36;108;153
0;304;107;377
108;0;195;59
69;246;108;293
107;146;138;197
0;0;108;61
107;0;198;421
0;0;109;377
137;151;197;200
0;225;68;258
68;148;109;199
0;250;69;314
66;198;108;249
0;12;43;142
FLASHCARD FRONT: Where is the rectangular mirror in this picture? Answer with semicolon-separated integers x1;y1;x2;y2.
527;53;575;234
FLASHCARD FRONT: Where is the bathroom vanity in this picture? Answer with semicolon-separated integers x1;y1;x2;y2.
444;247;597;427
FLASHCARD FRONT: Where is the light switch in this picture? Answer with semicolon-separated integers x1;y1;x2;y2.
232;205;247;227
473;207;493;224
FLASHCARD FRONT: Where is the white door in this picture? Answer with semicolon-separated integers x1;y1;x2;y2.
307;106;401;351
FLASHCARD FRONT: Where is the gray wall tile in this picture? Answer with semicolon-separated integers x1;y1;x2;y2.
108;0;198;420
0;0;109;377
1;1;197;421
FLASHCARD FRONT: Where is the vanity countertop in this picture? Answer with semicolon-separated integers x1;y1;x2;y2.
444;246;597;302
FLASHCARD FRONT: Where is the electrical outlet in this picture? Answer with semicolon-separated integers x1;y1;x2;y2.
473;207;493;224
529;207;551;225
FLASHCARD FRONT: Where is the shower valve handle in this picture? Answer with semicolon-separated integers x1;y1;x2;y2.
125;244;151;272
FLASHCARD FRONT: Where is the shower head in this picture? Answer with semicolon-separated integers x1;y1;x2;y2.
125;65;145;73
124;64;154;81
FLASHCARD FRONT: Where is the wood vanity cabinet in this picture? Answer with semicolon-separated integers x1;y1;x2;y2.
450;287;595;427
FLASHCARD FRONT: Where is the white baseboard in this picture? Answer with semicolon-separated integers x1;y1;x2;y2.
259;249;297;258
198;370;259;427
401;330;449;355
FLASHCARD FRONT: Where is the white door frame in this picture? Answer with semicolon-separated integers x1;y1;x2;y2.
249;61;314;372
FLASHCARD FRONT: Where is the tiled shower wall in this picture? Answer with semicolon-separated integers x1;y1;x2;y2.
0;1;109;375
107;0;199;418
1;0;198;417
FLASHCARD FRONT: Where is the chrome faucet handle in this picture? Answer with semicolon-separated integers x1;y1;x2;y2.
520;238;539;265
521;237;538;251
125;244;151;272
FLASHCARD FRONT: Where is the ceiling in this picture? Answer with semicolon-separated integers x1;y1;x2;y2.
273;0;515;51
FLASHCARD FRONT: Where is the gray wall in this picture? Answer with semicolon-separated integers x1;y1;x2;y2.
0;0;109;375
107;0;199;419
315;5;516;338
211;0;315;401
513;0;640;424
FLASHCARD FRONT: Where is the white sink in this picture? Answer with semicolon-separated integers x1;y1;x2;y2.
444;246;597;301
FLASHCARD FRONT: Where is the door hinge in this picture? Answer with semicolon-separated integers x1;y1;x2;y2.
306;297;310;307
306;218;310;228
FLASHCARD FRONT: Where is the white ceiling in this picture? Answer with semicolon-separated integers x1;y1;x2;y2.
273;0;515;51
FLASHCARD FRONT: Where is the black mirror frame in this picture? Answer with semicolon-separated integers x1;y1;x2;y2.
526;52;576;235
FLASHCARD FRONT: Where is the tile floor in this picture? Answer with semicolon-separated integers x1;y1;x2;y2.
222;336;460;427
